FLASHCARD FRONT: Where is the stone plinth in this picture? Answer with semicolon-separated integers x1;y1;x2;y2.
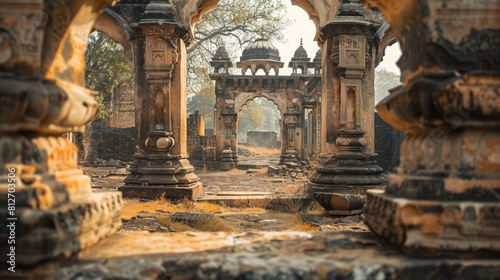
362;0;500;257
219;147;237;171
365;189;500;258
0;0;122;267
121;154;203;199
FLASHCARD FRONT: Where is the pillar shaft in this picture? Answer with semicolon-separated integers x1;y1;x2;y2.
362;0;500;257
120;21;202;199
309;1;384;215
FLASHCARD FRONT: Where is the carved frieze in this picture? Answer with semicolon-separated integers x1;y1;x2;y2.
338;35;366;70
144;34;178;68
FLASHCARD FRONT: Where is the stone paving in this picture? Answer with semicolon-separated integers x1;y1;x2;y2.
12;231;500;279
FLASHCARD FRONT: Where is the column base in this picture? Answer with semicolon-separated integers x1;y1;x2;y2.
364;189;500;258
219;161;237;171
119;182;203;200
279;148;298;164
220;147;237;171
309;155;384;214
0;192;122;266
122;154;203;199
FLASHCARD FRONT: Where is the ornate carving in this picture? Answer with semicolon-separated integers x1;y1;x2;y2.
0;77;99;134
0;7;45;73
338;35;366;69
363;0;500;257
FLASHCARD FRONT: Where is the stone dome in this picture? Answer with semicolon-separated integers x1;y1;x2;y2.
314;49;322;62
212;44;231;62
291;40;309;62
240;38;281;62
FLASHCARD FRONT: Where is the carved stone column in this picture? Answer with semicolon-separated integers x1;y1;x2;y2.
218;107;238;171
0;0;122;266
280;107;301;163
362;0;500;257
119;0;202;199
309;0;384;215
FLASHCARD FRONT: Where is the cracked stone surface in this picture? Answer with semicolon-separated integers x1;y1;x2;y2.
9;231;500;279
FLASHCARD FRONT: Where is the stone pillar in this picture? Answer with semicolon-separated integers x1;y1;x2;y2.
280;107;301;163
120;0;202;199
0;0;122;266
309;1;384;215
362;0;500;257
219;109;238;171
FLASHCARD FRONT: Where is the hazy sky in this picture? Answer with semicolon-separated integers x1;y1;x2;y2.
274;2;402;75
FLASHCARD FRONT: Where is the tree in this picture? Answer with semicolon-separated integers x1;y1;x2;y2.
238;97;280;137
187;0;292;94
85;31;132;119
187;0;291;129
187;85;216;129
374;68;401;105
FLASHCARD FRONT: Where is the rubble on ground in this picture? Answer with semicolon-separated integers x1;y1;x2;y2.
267;160;314;179
237;147;257;156
88;158;129;167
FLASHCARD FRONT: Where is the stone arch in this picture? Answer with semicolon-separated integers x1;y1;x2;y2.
175;0;324;40
86;15;136;126
92;9;134;61
235;91;287;115
374;23;398;68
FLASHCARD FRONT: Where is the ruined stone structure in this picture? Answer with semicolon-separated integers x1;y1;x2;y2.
210;40;322;170
247;131;280;149
309;0;390;215
106;0;203;199
362;0;500;257
81;123;135;163
0;0;122;266
108;81;135;128
187;111;217;161
1;0;498;269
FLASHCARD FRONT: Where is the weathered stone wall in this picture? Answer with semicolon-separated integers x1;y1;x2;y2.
188;112;217;161
82;123;135;163
247;131;280;149
109;81;135;128
374;112;405;173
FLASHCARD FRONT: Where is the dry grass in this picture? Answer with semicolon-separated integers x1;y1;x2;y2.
278;185;306;195
291;224;321;232
158;216;238;232
121;198;268;220
157;216;193;231
121;199;179;220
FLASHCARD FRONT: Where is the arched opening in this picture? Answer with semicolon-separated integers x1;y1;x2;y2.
79;30;134;164
375;43;401;105
238;97;281;152
255;67;267;76
374;42;404;173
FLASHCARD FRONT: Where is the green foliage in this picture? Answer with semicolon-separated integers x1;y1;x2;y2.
375;68;401;105
85;31;132;119
187;87;216;129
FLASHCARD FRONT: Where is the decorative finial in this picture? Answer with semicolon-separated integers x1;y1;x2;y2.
300;38;303;46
